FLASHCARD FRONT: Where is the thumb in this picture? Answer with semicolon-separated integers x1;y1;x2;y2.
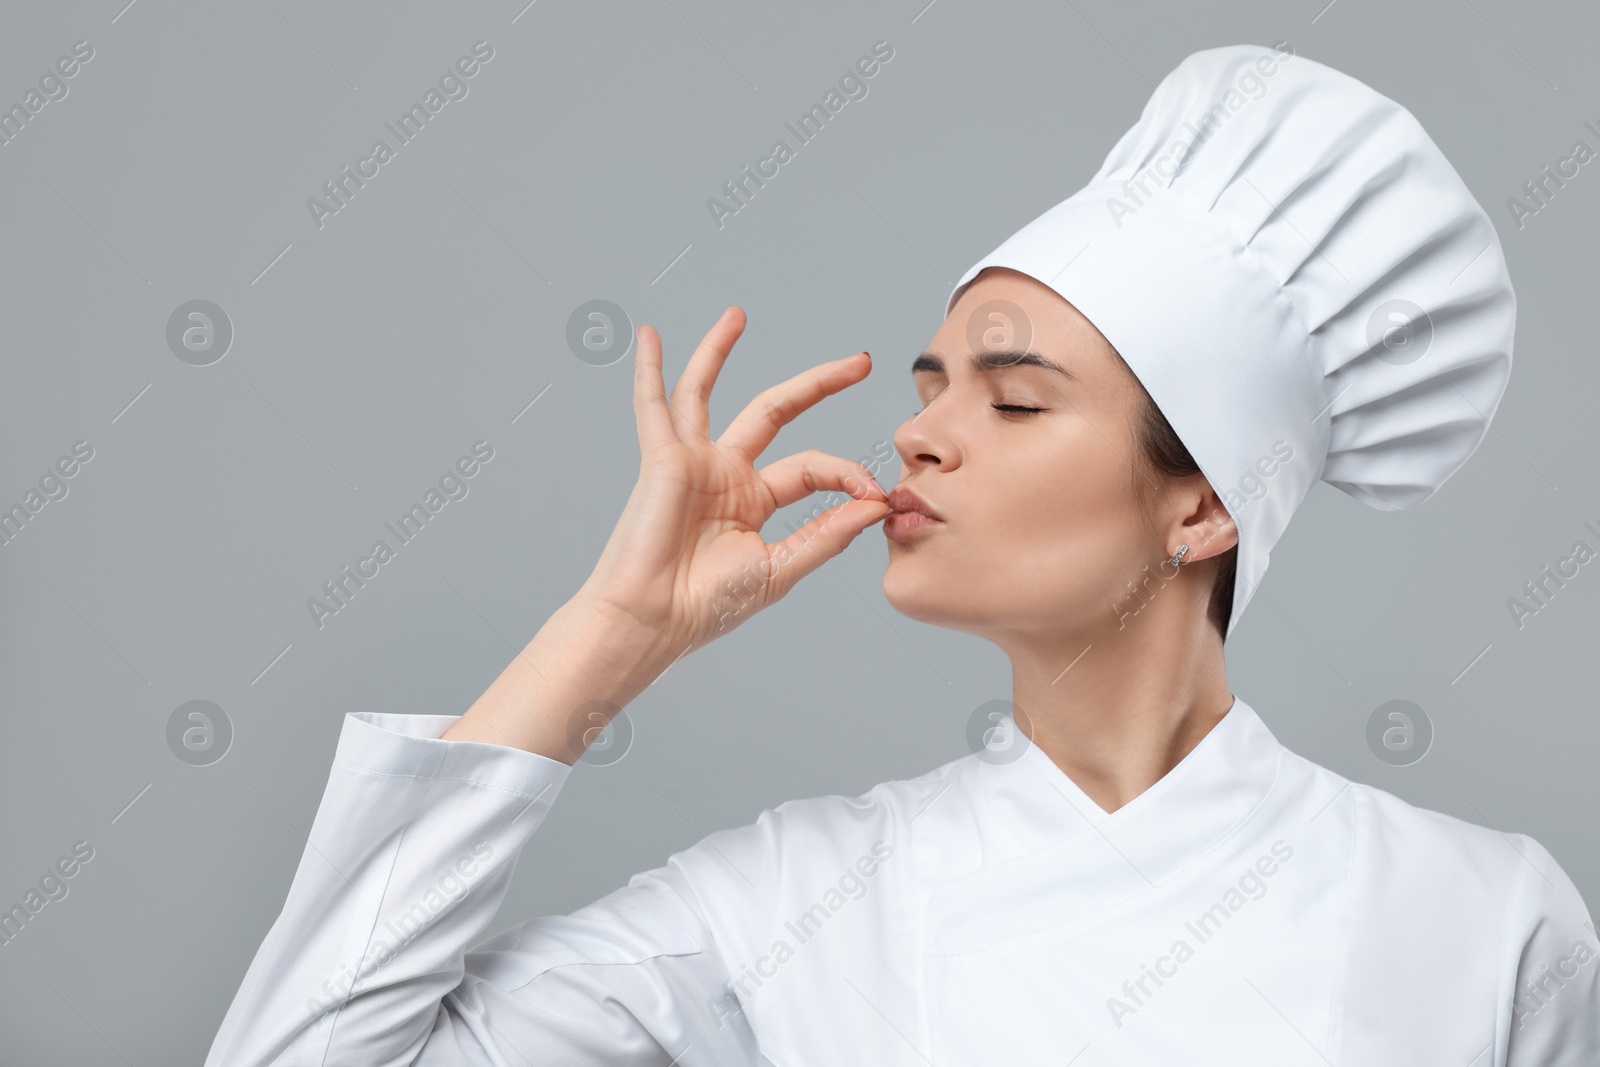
765;498;893;596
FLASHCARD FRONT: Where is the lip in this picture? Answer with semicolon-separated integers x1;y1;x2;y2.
883;510;941;541
886;486;943;521
883;486;944;543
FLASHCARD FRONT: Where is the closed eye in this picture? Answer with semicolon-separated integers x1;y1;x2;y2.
910;402;1050;416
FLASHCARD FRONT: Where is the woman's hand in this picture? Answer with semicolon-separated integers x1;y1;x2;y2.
445;306;889;758
577;305;893;663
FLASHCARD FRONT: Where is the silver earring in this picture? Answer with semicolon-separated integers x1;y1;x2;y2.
1167;544;1189;568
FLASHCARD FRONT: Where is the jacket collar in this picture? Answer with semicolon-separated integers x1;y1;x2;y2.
977;693;1283;878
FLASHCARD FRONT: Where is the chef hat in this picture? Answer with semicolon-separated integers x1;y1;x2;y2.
945;43;1515;638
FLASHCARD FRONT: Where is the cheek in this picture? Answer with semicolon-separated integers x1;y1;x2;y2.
976;436;1154;599
989;428;1138;540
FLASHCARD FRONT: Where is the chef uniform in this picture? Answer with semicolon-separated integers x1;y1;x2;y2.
204;45;1598;1066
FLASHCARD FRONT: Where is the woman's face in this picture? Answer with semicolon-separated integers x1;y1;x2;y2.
882;267;1188;641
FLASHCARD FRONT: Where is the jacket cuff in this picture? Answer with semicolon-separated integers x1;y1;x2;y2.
333;711;575;799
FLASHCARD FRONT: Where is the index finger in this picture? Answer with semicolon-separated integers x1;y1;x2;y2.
716;351;872;464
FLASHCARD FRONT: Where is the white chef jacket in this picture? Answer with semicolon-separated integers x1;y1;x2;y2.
204;694;1598;1065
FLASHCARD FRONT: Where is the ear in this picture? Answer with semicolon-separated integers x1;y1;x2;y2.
1170;480;1238;564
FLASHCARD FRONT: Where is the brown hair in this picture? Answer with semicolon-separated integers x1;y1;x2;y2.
1129;382;1238;641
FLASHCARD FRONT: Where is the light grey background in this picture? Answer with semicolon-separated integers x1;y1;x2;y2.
1;1;1595;1062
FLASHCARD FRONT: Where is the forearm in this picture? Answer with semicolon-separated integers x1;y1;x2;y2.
442;589;681;762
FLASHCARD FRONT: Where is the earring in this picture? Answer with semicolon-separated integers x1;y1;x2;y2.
1167;544;1189;568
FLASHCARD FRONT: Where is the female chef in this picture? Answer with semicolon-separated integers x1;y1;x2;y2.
205;44;1597;1065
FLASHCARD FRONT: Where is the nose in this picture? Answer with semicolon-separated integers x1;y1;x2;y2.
892;403;960;475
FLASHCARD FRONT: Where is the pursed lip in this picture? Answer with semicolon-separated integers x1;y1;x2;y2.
886;486;943;521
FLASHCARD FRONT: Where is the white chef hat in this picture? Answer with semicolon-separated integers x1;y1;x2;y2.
945;43;1515;638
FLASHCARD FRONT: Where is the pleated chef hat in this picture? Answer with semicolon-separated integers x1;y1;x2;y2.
945;43;1515;638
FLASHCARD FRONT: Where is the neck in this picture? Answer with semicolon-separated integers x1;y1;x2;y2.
1000;600;1233;815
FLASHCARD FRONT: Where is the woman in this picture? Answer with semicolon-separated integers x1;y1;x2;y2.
205;45;1596;1064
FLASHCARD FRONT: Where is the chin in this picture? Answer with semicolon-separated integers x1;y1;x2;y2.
881;560;980;631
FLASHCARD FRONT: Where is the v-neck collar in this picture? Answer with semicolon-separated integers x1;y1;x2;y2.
969;693;1285;887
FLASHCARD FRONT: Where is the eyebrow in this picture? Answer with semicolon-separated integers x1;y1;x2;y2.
911;350;1077;380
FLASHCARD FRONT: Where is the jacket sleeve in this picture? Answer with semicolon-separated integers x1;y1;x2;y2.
1503;833;1600;1066
203;711;764;1067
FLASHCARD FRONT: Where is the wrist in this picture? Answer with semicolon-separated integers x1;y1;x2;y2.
565;584;684;676
442;592;682;759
